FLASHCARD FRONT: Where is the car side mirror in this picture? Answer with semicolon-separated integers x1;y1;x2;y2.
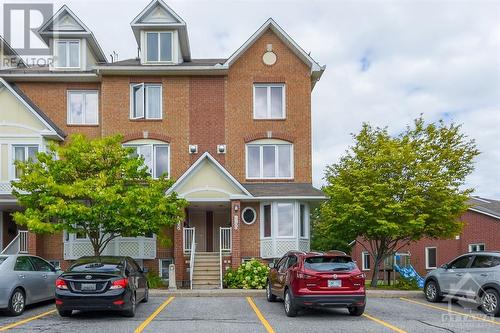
440;264;448;270
268;262;275;269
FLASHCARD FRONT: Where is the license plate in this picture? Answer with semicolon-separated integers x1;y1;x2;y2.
328;279;342;288
81;283;96;291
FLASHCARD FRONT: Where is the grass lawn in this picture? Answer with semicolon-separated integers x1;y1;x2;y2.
365;279;421;291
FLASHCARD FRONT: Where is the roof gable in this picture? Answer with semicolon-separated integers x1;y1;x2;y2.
132;0;184;25
37;5;107;63
0;78;65;140
167;152;251;200
224;18;324;76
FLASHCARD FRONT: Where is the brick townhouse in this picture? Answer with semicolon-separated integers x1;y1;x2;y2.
0;0;325;288
351;197;500;280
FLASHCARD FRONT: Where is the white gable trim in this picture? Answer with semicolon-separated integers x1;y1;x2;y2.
131;0;186;26
39;5;91;34
167;152;252;197
224;18;324;74
0;78;63;140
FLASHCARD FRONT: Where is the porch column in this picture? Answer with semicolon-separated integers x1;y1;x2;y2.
173;222;185;287
231;200;241;269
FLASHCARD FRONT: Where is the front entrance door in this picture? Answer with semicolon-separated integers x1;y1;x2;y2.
206;211;213;252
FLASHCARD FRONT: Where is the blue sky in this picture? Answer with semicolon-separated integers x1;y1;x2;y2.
2;0;499;198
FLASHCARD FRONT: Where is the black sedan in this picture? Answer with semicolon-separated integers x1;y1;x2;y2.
55;256;148;317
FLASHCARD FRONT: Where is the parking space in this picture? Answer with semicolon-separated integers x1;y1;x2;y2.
0;296;498;333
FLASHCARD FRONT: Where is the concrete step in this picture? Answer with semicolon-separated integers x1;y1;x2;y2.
192;280;221;286
194;267;220;273
195;252;219;256
192;285;220;290
193;277;220;283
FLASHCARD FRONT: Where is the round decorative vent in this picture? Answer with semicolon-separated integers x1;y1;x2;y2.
242;207;257;225
262;51;277;66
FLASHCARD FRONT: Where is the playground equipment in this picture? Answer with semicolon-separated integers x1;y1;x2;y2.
393;253;425;289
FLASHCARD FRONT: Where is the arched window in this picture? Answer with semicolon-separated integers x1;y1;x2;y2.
246;139;293;179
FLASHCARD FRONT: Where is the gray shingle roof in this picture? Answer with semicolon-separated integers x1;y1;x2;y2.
103;58;226;67
243;183;324;198
468;197;500;220
9;83;66;139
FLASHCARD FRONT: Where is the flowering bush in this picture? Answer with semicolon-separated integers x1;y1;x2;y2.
223;259;269;289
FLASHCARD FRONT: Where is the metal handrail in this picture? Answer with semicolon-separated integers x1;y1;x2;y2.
219;227;232;289
189;229;196;290
183;227;195;253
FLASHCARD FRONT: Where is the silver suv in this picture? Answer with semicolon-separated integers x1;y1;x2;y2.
424;251;500;317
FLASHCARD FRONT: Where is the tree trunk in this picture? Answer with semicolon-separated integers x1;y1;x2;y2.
370;255;384;288
91;240;101;258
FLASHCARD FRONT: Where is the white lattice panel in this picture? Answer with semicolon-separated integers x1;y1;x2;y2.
64;238;156;260
119;241;139;257
275;240;297;257
0;182;12;194
143;241;156;258
299;239;310;252
260;240;273;258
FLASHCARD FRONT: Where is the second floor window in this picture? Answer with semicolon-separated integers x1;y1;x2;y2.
130;84;162;119
146;32;173;62
253;84;285;119
13;145;38;179
126;144;169;178
55;40;80;68
67;91;98;125
246;144;293;179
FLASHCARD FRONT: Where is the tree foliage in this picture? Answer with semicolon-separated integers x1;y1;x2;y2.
12;134;187;256
319;117;479;287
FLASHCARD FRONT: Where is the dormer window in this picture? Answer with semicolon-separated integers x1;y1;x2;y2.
55;40;80;68
146;32;173;63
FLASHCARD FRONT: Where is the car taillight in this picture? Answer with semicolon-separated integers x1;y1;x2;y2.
353;273;366;279
110;278;128;289
56;278;68;290
297;271;315;279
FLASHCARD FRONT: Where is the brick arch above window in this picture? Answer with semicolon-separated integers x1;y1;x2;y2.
123;132;171;143
243;132;295;143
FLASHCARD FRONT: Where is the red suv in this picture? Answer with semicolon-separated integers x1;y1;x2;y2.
266;251;366;317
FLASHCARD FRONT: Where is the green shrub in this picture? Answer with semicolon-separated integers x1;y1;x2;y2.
146;272;165;289
395;277;420;290
223;259;269;289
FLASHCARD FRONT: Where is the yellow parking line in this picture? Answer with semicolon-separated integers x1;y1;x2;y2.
0;309;56;332
134;296;175;333
400;297;500;326
362;313;408;333
246;297;275;333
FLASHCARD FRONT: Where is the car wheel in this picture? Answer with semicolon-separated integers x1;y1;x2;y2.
7;288;25;316
425;281;443;303
266;281;276;302
122;293;136;317
480;289;500;317
141;287;149;303
284;289;297;317
58;310;72;317
348;305;365;316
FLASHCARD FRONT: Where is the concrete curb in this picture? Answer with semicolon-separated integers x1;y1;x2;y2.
149;288;424;298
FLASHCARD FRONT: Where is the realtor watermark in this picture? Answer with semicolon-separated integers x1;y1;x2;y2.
2;3;54;67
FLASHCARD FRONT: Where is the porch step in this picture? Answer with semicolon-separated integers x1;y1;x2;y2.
189;252;222;289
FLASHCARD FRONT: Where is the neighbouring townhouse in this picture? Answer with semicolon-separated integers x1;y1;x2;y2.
0;0;325;288
351;197;500;280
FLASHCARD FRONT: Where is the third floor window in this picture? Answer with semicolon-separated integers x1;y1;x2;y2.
253;83;286;119
130;83;162;120
146;32;173;63
55;40;80;68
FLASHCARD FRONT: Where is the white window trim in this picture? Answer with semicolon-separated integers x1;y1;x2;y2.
361;251;370;271
245;144;294;180
260;201;296;239
253;83;286;119
129;83;163;120
425;247;437;269
54;39;81;69
299;203;309;239
10;143;40;181
67;90;99;125
260;203;273;239
241;207;257;225
159;258;173;279
468;243;485;252
145;31;174;64
123;143;170;179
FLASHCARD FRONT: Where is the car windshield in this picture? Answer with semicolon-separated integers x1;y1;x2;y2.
69;257;123;273
304;256;356;272
0;256;7;266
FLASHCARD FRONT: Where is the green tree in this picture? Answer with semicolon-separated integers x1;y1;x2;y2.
311;208;352;254
12;134;187;257
320;117;479;287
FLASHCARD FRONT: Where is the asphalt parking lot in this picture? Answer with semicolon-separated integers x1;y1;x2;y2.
0;296;498;333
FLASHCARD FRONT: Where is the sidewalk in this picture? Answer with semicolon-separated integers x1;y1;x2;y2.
149;288;424;298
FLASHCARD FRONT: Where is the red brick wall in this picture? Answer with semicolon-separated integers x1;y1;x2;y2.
351;210;500;278
240;202;260;259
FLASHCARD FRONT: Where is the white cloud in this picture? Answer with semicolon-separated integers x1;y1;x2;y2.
4;0;499;198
